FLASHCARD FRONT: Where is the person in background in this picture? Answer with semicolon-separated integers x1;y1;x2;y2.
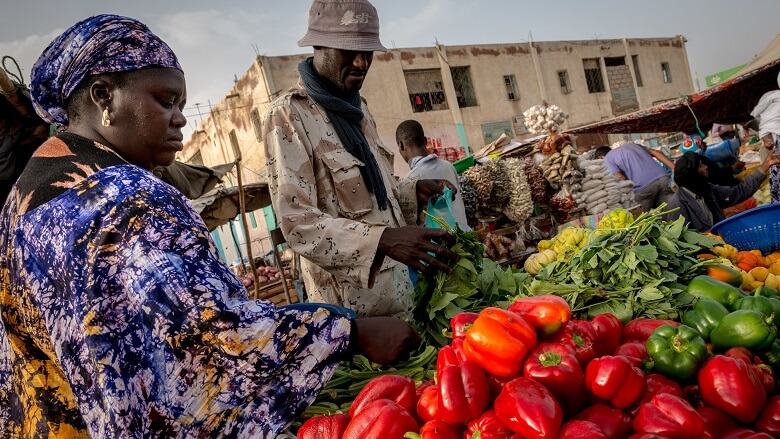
682;132;742;186
262;0;456;318
0;14;419;438
595;143;674;212
396;119;470;230
665;151;780;231
751;75;780;203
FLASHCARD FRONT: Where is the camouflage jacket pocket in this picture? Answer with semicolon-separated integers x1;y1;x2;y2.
321;150;373;219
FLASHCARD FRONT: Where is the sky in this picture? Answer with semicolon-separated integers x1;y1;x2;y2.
2;0;779;138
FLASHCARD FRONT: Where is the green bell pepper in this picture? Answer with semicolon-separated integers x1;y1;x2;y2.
733;295;780;327
681;299;729;340
761;339;780;371
755;286;780;300
645;324;708;381
686;275;746;308
710;309;778;351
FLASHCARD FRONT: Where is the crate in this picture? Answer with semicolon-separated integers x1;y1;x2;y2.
250;279;299;305
454;156;475;174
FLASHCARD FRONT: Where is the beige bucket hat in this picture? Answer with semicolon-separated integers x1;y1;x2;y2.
298;0;387;52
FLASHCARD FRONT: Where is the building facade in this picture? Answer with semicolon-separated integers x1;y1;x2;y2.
181;36;694;262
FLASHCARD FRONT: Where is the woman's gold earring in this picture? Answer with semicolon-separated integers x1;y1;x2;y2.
101;108;111;127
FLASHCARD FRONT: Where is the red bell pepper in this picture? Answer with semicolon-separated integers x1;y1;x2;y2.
417;380;435;398
698;355;767;423
614;341;649;363
590;313;623;356
298;413;351;439
450;312;479;340
721;429;775;439
724;347;776;394
437;339;467;375
549;320;596;368
640;374;683;405
696;407;740;439
522;342;585;418
403;420;461;439
465;410;514;439
463;307;537;378
438;361;490;425
486;373;513;400
343;399;418;439
494;377;562;439
755;395;780;437
416;384;439;423
682;384;705;409
349;374;417;417
507;295;571;336
622;318;679;343
573;404;632;439
557;420;608;439
632;393;704;439
584;355;646;409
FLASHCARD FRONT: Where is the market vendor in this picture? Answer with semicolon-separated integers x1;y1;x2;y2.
595;143;674;212
682;131;743;186
263;0;456;318
0;14;421;438
396;119;470;230
665;151;780;231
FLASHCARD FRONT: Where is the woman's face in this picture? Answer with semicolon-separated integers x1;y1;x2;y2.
103;68;187;170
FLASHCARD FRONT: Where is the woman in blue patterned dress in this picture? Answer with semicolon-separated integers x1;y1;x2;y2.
0;15;419;438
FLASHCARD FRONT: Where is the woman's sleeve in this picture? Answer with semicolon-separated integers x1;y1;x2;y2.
83;185;352;437
713;169;765;208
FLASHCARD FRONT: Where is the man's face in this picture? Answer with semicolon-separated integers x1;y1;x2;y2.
698;162;710;178
313;47;373;95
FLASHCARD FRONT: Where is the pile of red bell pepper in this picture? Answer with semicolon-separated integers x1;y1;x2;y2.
300;293;780;439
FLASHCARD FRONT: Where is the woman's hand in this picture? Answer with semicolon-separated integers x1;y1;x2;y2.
760;145;780;173
377;226;456;274
355;317;421;365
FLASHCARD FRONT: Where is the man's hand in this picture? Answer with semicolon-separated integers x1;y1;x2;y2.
760;146;780;173
416;179;457;206
732;160;746;172
377;226;456;274
355;317;421;365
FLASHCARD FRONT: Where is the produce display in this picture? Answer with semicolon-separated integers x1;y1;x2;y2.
237;264;285;288
295;202;780;438
302;288;780;438
501;157;534;223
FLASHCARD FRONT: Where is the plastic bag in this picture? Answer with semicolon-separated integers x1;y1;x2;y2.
425;187;457;230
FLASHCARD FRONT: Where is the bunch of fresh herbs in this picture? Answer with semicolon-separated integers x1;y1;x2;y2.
528;207;721;322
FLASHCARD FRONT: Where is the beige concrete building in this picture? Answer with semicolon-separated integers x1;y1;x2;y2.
181;36;693;262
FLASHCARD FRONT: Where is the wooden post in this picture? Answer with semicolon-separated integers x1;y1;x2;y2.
270;228;293;305
230;137;260;297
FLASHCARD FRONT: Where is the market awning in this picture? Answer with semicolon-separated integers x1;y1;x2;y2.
154;161;235;200
191;182;271;231
567;33;780;134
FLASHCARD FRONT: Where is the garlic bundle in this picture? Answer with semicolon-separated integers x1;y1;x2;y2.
523;103;569;135
502;158;534;222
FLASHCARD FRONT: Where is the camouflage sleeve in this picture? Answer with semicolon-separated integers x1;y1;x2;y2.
397;178;419;226
262;102;386;289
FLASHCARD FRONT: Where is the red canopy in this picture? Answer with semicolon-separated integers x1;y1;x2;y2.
567;33;780;134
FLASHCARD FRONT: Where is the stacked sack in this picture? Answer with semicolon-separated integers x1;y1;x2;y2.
574;159;636;215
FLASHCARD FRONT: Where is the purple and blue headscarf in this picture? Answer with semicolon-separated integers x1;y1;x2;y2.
30;14;182;129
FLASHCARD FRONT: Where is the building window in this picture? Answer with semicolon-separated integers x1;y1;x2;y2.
251;109;262;142
557;70;571;94
404;69;449;113
583;58;605;93
229;129;240;158
504;74;519;100
451;66;478;108
661;62;672;83
632;55;643;87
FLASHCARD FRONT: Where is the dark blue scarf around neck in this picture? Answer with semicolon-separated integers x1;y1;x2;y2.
298;57;388;211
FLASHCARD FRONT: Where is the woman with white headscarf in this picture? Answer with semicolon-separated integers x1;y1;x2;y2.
751;71;780;203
